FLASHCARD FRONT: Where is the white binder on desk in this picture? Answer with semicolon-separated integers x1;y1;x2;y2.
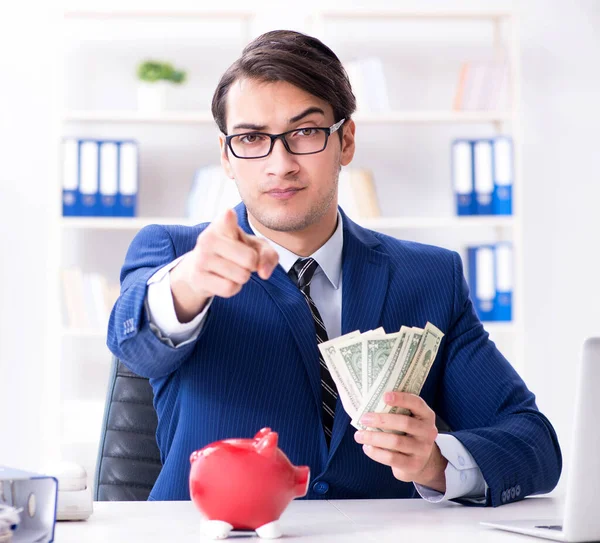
0;467;57;543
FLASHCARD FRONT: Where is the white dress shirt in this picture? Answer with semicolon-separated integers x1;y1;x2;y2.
145;212;487;503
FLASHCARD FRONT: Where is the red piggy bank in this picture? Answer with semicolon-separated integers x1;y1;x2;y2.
189;428;310;540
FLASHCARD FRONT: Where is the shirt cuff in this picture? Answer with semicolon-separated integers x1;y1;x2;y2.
146;256;212;348
414;433;488;504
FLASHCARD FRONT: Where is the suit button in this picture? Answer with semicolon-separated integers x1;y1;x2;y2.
515;485;521;497
511;487;516;499
460;472;467;482
313;481;329;495
458;455;465;466
501;491;507;503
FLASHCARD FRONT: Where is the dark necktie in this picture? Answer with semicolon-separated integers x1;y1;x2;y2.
288;258;338;447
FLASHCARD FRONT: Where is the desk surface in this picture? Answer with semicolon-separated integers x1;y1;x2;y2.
55;497;563;542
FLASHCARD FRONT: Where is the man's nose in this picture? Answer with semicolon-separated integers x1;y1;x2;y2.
265;137;300;177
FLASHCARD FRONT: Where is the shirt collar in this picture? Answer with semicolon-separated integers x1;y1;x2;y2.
247;211;344;290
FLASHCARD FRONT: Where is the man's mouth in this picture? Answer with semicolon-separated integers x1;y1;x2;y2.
266;187;305;199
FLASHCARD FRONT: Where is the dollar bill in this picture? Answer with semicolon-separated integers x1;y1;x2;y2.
363;331;403;396
320;323;444;429
351;326;424;430
336;328;384;398
318;330;362;416
396;322;444;396
371;322;444;419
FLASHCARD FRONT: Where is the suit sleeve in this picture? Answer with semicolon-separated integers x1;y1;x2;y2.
106;224;210;379
437;251;562;507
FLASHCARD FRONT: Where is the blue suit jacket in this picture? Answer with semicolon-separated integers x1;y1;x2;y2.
107;204;561;506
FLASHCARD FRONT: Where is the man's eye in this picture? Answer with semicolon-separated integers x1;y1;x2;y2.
240;134;266;144
294;128;318;137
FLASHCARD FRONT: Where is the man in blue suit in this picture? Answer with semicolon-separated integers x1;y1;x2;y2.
107;30;561;506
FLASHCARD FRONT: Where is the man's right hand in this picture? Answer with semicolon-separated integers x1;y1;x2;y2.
169;209;279;323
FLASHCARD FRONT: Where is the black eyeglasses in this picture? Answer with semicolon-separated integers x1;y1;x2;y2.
225;118;345;159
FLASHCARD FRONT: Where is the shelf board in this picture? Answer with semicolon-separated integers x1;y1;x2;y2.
61;217;196;230
482;321;514;332
63;110;512;125
64;10;254;20
64;9;511;21
318;10;512;21
358;216;514;230
62;328;107;338
61;215;514;231
354;111;512;124
63;110;215;124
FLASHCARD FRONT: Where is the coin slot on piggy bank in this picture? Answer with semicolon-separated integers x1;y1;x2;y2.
189;428;310;539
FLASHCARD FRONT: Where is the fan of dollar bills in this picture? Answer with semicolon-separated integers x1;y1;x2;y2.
317;322;444;431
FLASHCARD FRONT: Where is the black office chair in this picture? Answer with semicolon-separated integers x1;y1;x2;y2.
94;357;162;501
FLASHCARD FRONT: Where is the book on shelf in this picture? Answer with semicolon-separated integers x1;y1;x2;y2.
467;242;512;322
453;59;509;111
338;167;381;219
186;165;242;223
451;136;514;216
62;138;139;218
343;57;390;114
61;268;120;331
186;165;380;223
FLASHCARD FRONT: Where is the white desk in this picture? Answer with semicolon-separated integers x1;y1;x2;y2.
55;497;563;542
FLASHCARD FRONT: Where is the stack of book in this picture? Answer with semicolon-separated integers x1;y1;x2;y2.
338;167;381;220
452;136;513;216
186;165;242;223
343;57;390;113
453;59;510;111
62;139;139;217
61;268;120;330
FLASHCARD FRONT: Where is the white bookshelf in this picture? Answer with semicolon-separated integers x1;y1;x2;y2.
52;7;523;482
64;109;511;125
60;215;515;231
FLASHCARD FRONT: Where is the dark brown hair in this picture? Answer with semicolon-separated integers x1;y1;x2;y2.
211;30;356;138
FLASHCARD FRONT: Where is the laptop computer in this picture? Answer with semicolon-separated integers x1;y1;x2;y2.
481;336;600;542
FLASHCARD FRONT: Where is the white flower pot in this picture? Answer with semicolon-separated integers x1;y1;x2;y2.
137;81;168;113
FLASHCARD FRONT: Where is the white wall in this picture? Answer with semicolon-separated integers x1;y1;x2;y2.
519;0;600;489
1;0;598;491
0;4;61;469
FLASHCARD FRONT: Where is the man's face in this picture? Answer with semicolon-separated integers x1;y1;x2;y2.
219;78;355;233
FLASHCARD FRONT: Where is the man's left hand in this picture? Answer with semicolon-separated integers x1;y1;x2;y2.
354;391;448;493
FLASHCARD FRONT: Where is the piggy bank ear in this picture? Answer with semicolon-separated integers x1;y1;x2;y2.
254;431;279;458
253;428;272;440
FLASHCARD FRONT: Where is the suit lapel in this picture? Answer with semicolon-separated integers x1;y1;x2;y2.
328;211;390;460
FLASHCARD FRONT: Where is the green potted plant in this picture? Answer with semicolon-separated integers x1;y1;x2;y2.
136;60;187;112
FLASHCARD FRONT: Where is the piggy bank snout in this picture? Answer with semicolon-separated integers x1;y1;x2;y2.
295;465;310;497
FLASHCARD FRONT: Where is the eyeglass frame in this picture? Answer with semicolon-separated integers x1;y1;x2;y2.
224;118;346;159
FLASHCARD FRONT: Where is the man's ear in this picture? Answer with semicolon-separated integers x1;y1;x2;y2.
340;119;356;167
219;134;235;179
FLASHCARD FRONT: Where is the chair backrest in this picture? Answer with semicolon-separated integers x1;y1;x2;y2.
94;357;162;501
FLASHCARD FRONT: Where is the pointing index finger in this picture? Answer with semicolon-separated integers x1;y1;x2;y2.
242;234;279;279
